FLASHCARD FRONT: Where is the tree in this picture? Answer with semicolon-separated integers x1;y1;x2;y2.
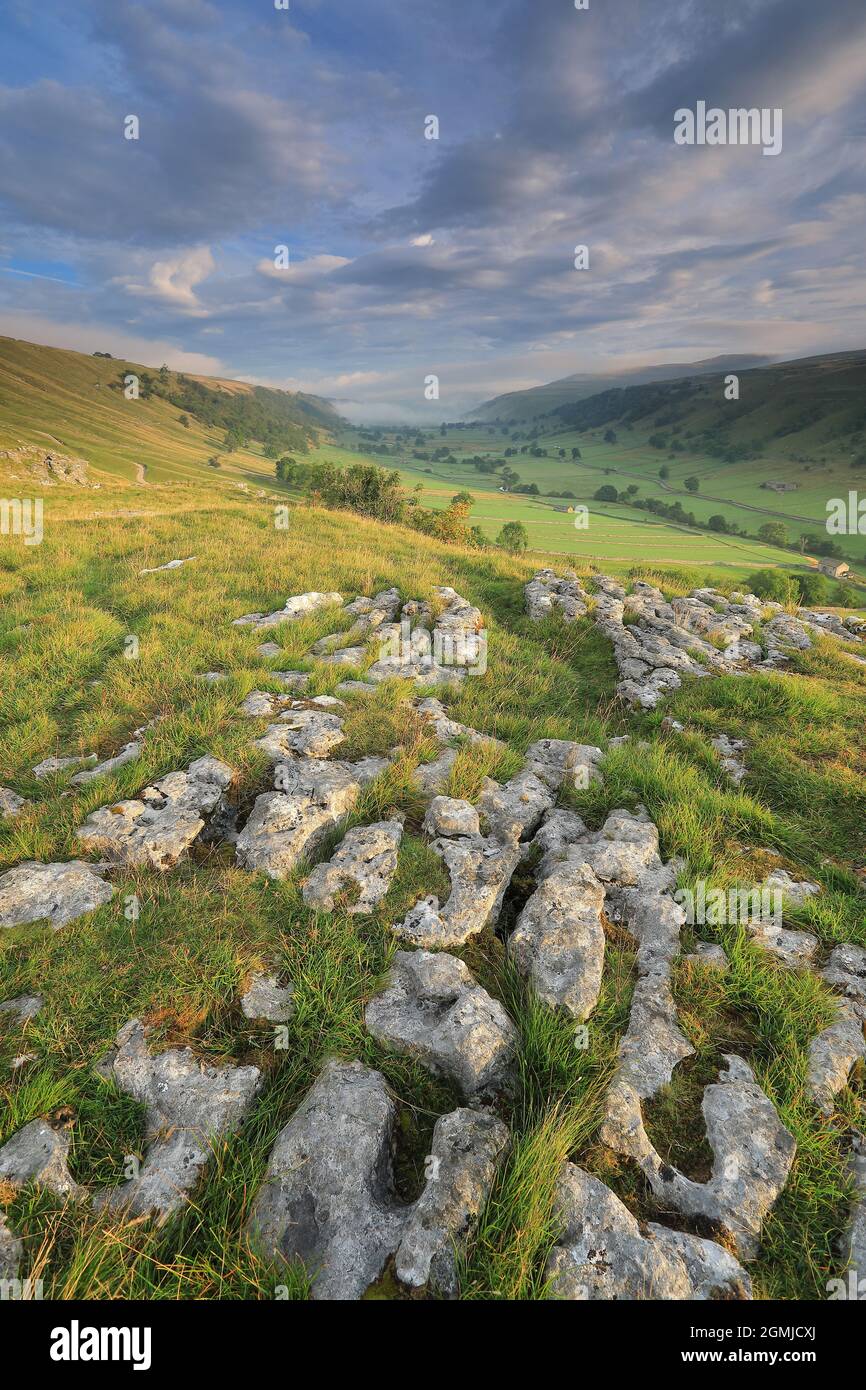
594;484;619;502
684;476;699;492
659;464;670;479
747;569;799;604
707;514;728;532
178;414;190;428
496;521;529;554
571;446;582;460
758;522;788;547
797;572;829;605
603;428;617;444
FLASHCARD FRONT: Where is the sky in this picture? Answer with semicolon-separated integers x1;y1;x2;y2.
0;0;864;421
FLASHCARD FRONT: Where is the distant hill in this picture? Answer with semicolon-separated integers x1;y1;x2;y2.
0;335;344;485
468;355;773;423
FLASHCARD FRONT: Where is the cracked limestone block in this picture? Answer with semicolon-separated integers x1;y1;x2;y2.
0;787;29;819
240;972;295;1024
365;950;517;1098
75;756;233;870
411;748;458;797
239;690;298;718
69;741;142;786
477;769;555;845
524;570;588;622
524;739;603;793
235;760;362;880
0;860;114;930
845;1136;866;1277
255;705;345;760
0;994;43;1022
822;943;866;1009
578;808;664;886
233;590;342;630
413;697;505;751
96;1020;261;1221
394;1107;509;1296
645;1056;796;1260
393;835;521;949
763;869;821;907
302;819;403;915
509;859;606;1020
683;942;729;972
711;734;748;786
746;922;819;970
532;808;588;872
545;1165;751;1301
32;752;97;779
422;796;479;839
807;1002;865;1114
0;1118;84;1199
246;1059;506;1300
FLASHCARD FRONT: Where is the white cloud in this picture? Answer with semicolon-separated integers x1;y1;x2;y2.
124;246;215;315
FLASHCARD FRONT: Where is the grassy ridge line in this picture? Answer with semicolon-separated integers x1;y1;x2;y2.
0;486;863;1299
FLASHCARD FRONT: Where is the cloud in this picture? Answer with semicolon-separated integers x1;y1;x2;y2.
124;246;215;314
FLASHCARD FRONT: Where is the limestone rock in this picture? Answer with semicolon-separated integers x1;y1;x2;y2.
365;950;517;1098
546;1165;751;1300
235;760;361;879
76;756;233;869
302;820;403;914
393;835;520;949
711;734;747;786
394;1107;509;1295
0;788;28;819
255;705;345;760
96;1019;261;1220
524;739;603;792
139;556;196;574
763;869;821;906
844;1136;866;1277
0;1213;21;1280
478;769;555;845
69;741;142;786
509;859;606;1020
0;860;114;930
0;1117;84;1198
32;752;97;779
233;591;342;630
0;994;43;1022
240;972;295;1024
807;1002;865;1114
423;797;480;839
684;942;729;972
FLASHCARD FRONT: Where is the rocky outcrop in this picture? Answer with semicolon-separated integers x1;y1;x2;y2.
546;1165;751;1300
32;752;97;779
246;1059;507;1299
95;1020;261;1221
365;587;485;687
0;445;94;487
302;820;403;914
509;859;606;1020
240;973;295;1023
233;591;342;631
807;944;866;1112
0;787;28;819
75;756;233;869
844;1136;866;1277
524;569;588;622
477;769;555;845
365;950;517;1098
393;835;521;949
69;740;142;786
0;1118;84;1199
255;700;346;761
0;860;114;930
235;759;363;880
423;797;480;839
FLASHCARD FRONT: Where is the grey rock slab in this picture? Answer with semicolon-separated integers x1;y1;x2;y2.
478;769;555;845
240;972;295;1024
845;1136;866;1277
69;741;142;785
233;591;342;630
524;739;603;792
545;1165;750;1300
0;860;114;930
393;836;521;949
0;1118;84;1199
235;760;361;879
139;556;196;574
822;943;866;1009
807;1001;865;1113
684;942;729;972
394;1107;509;1296
32;752;97;779
246;1059;407;1300
0;787;28;819
240;690;297;717
746;922;819;969
255;707;345;760
763;869;821;906
422;796;479;839
246;1059;506;1300
301;820;402;914
711;734;748;786
96;1019;261;1221
75;756;233;869
256;641;281;658
0;993;43;1022
509;859;606;1020
365;950;517;1098
411;748;458;797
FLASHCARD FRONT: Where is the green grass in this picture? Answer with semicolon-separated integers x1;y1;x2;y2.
0;433;863;1300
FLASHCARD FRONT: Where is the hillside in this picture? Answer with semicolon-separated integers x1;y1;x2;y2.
0;336;343;486
0;471;864;1302
468;355;772;423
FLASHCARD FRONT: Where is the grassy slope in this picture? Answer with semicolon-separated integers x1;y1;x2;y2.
1;473;863;1300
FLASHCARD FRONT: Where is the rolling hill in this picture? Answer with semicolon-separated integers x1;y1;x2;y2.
468;354;773;423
